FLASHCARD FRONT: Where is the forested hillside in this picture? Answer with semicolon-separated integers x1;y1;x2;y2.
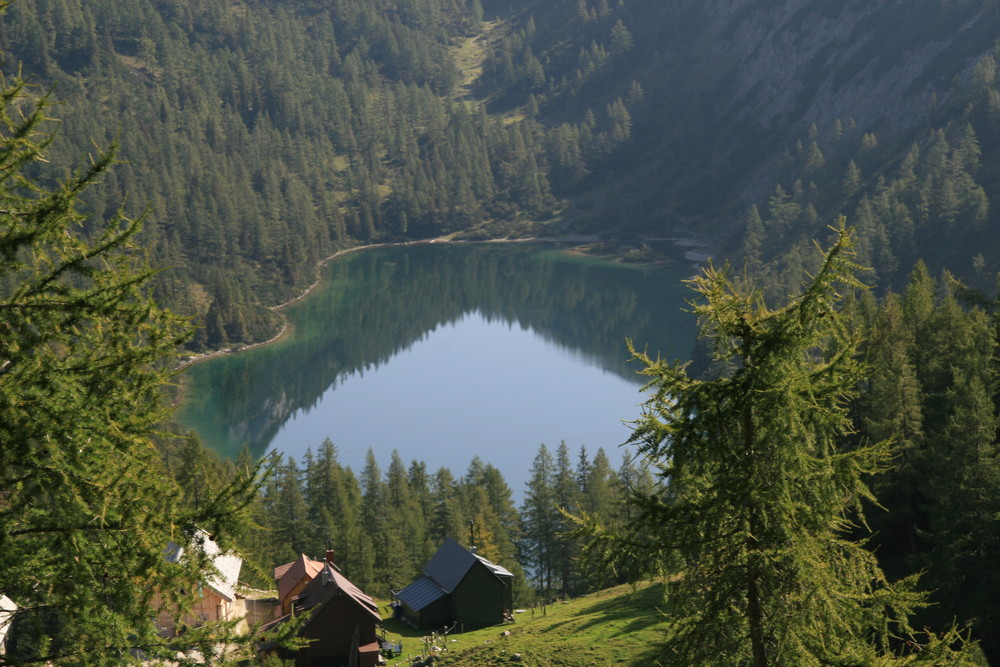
479;0;1000;295
8;1;1000;662
161;245;1000;661
5;0;1000;344
0;0;559;348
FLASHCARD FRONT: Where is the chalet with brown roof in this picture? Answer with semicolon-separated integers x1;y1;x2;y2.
274;553;324;616
260;552;384;667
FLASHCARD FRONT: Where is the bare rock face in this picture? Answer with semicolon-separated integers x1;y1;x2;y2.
707;1;988;133
667;0;1000;201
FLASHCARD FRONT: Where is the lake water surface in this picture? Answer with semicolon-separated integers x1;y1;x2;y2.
178;242;699;494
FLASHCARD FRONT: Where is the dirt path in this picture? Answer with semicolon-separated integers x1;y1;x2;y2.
177;238;447;369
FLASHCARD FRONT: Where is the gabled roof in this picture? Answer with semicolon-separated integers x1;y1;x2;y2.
396;575;447;612
257;562;381;647
422;538;513;594
472;551;514;579
165;529;243;602
273;561;296;581
297;563;381;624
274;554;324;604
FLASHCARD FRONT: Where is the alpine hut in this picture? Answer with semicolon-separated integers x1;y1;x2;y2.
260;552;383;667
273;554;325;616
396;537;513;630
154;529;244;636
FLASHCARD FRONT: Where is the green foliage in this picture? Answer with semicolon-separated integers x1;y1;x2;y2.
237;431;634;610
746;48;1000;299
577;225;972;664
8;0;1000;657
0;72;270;664
853;266;1000;660
3;0;1000;350
520;444;559;593
0;0;562;350
245;444;534;604
518;442;656;601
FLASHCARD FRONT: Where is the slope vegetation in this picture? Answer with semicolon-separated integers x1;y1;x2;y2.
379;581;671;667
479;0;1000;290
5;0;1000;332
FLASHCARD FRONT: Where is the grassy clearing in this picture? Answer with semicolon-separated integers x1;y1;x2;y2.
379;581;670;667
452;20;501;99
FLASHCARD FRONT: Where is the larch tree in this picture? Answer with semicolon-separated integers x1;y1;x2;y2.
576;222;971;665
0;71;270;664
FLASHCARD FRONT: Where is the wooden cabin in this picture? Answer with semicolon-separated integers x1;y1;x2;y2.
261;555;383;667
397;537;513;630
154;529;244;636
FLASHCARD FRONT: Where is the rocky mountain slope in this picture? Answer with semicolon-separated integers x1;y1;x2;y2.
487;0;1000;233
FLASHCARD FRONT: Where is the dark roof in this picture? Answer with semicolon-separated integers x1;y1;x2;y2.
258;562;381;647
396;575;447;612
472;552;514;579
258;611;290;639
422;538;512;593
297;563;381;624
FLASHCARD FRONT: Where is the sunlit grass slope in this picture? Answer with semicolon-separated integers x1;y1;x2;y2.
380;581;669;667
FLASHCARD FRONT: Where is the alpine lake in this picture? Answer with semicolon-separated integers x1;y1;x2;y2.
177;240;700;495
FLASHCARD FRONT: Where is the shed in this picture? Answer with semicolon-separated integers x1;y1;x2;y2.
397;538;513;630
261;558;383;667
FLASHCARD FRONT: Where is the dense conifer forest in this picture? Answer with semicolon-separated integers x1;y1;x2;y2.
6;0;1000;663
0;0;564;348
5;0;1000;339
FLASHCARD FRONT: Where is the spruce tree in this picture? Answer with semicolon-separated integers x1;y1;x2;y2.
268;457;310;562
553;441;580;596
429;467;465;546
859;292;926;578
578;223;970;665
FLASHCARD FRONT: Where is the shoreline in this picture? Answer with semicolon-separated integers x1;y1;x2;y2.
177;237;452;370
176;234;709;371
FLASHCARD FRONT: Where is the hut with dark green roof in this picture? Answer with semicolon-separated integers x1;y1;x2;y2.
396;538;513;630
